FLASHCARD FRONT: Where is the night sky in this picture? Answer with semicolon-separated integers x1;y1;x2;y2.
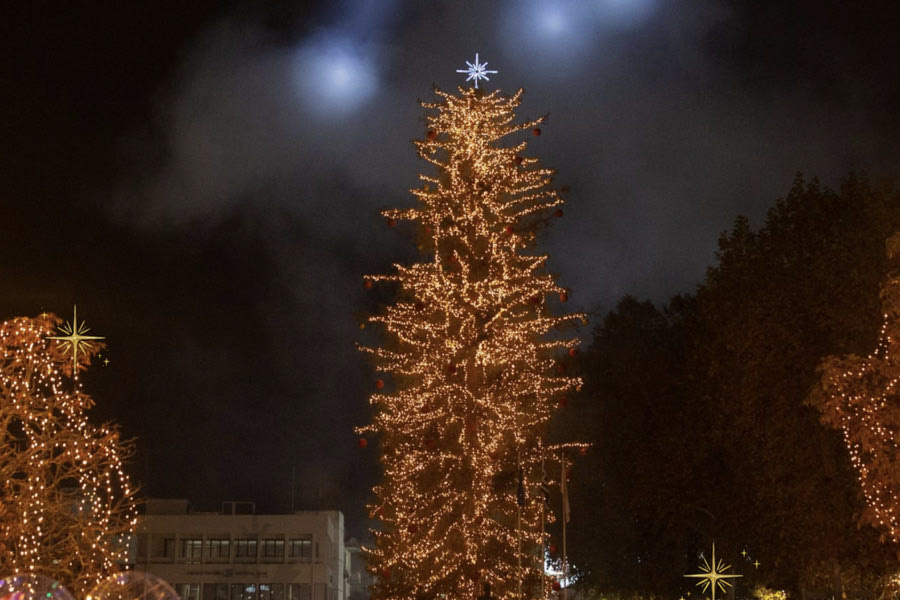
4;1;900;538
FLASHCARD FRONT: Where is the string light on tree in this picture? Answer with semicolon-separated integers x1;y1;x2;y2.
358;57;584;600
809;231;900;544
0;313;137;597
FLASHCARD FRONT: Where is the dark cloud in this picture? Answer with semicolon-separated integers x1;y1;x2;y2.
4;0;900;538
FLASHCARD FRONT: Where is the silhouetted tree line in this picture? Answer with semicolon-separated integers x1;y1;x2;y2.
558;174;900;600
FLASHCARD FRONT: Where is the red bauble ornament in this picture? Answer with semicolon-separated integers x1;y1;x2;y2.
579;446;588;457
568;347;579;357
549;543;558;554
532;127;542;136
531;295;541;305
387;218;397;228
358;438;368;448
375;379;385;389
381;568;392;580
505;225;515;235
364;280;373;290
448;364;457;375
474;515;484;525
552;581;561;591
515;155;524;164
554;208;564;218
426;130;436;140
559;291;569;302
558;396;568;408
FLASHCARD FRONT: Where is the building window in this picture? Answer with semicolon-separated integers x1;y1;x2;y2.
203;583;229;600
163;538;176;559
261;539;284;561
269;584;284;600
259;584;272;600
178;584;200;600
234;539;257;561
241;584;257;600
289;537;311;560
181;539;202;561
206;539;230;562
287;584;311;600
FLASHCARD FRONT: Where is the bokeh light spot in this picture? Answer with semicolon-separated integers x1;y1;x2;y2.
291;33;378;118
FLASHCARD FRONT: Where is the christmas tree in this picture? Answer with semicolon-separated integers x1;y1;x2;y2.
809;231;900;543
0;313;136;597
359;60;582;600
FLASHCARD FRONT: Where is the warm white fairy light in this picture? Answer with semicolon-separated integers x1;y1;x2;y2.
358;86;583;600
811;236;900;543
0;313;137;597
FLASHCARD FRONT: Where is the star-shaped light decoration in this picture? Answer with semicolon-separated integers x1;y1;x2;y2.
684;544;742;600
49;305;104;374
456;53;497;89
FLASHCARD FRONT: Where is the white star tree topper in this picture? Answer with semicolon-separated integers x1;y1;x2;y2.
684;544;743;600
456;53;498;88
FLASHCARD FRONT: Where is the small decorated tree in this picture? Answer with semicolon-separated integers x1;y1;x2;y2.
359;58;583;600
808;232;900;544
0;313;137;596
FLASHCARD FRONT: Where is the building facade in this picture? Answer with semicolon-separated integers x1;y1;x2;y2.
135;500;347;600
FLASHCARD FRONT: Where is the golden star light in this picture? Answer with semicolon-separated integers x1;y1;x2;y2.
49;305;104;373
684;544;742;600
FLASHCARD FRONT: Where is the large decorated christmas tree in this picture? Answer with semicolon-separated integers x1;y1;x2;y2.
0;312;136;597
359;57;582;599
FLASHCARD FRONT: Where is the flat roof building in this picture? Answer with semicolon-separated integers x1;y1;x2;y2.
135;500;347;600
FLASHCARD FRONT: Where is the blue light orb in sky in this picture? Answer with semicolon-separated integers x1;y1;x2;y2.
500;0;596;66
291;33;379;118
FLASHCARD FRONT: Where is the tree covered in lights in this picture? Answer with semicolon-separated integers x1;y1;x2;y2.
359;85;582;600
0;314;137;597
809;231;900;545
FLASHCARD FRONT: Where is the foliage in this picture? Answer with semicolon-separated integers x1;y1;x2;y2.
0;314;137;597
751;585;788;600
808;230;900;543
568;174;900;599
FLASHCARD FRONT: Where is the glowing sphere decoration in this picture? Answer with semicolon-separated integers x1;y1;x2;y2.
85;571;179;600
0;574;75;600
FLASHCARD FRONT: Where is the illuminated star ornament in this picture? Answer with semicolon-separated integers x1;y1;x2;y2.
684;544;742;600
49;305;104;374
456;53;498;88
